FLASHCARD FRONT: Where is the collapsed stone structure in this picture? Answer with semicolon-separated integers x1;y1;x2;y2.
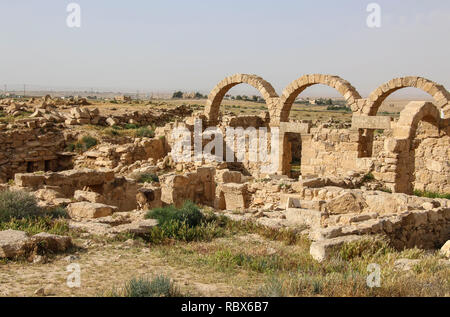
200;74;450;195
0;127;70;183
0;73;448;262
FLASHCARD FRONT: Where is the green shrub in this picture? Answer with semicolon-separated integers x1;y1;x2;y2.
138;173;159;184
81;136;98;149
413;190;450;200
111;275;182;297
339;238;393;261
143;202;225;242
146;201;204;227
362;173;375;183
147;220;223;243
0;216;69;236
103;127;122;137
135;127;154;138
68;136;99;152
0;190;41;222
124;123;140;130
65;143;75;152
44;207;69;219
207;250;288;273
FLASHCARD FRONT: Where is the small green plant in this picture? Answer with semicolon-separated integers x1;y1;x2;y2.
103;127;122;137
44;207;69;219
135;127;155;138
109;275;182;297
68;136;99;152
279;183;292;190
80;136;98;149
143;201;225;242
138;173;159;184
413;190;450;200
146;201;204;227
362;173;375;183
0;216;69;236
339;238;393;261
65;143;75;152
0;190;41;222
379;187;392;193
124;123;139;130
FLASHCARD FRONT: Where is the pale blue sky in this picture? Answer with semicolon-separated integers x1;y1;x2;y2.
0;0;449;97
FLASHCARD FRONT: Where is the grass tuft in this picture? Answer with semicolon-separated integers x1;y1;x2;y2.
108;275;182;297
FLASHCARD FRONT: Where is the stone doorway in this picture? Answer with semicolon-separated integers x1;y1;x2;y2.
283;132;302;179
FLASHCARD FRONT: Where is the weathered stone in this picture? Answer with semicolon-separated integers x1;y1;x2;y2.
136;187;162;210
309;235;364;262
221;183;250;210
74;190;106;204
31;232;72;252
441;240;450;258
325;192;368;214
67;202;118;219
0;230;30;258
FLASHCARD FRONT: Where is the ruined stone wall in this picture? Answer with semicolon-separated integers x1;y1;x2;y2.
14;169;139;211
300;127;368;178
411;122;450;193
74;138;167;172
160;167;215;208
0;128;68;183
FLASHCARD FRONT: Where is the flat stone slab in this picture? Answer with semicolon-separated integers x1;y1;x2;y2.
0;230;30;258
31;232;72;252
310;235;364;262
67;202;118;219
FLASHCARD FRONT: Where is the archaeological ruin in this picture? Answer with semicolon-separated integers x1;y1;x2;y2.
0;73;449;264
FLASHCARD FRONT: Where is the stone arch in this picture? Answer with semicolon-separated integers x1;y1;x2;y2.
204;74;279;124
393;101;442;140
364;77;450;117
276;74;362;123
387;101;446;194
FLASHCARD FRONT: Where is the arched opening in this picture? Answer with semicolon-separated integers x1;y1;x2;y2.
359;84;447;159
204;74;279;125
220;85;269;123
364;77;450;117
277;74;361;123
391;101;448;194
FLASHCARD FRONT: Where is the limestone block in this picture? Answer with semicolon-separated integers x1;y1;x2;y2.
0;230;30;258
74;190;106;204
67;202;118;219
441;241;450;258
136;187;162;210
31;232;72;252
310;235;364;262
325;192;368;214
14;173;45;188
222;183;250;210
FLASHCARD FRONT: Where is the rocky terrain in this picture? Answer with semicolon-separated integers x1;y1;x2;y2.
0;76;449;297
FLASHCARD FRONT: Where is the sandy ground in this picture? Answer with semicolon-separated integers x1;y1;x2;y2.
0;239;239;297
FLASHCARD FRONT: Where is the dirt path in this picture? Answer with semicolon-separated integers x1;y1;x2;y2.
0;239;238;297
